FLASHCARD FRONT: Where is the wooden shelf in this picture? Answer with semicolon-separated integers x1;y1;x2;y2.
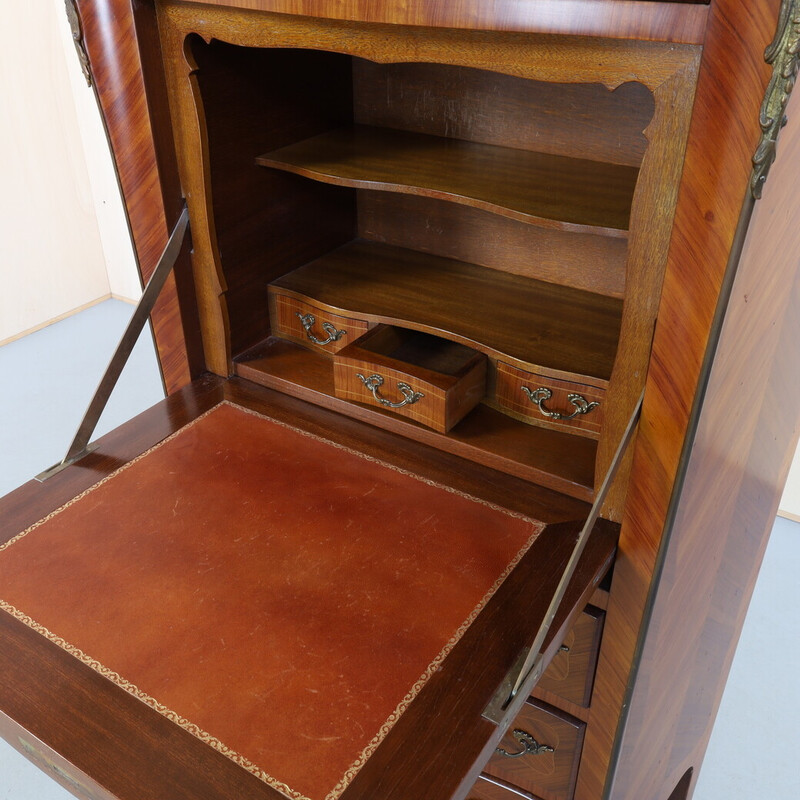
270;240;623;383
256;125;638;236
234;337;597;501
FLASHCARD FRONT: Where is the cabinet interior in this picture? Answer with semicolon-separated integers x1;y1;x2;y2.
183;34;664;504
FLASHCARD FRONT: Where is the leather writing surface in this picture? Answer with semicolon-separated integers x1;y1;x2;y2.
0;402;543;800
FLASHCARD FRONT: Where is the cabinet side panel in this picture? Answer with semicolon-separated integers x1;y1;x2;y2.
579;0;782;798
607;77;800;800
75;0;201;391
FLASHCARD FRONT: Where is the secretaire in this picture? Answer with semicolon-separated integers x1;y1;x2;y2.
1;2;799;800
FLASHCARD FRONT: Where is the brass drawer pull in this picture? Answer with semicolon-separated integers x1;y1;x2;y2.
495;729;555;759
521;386;600;421
296;312;347;346
356;373;424;408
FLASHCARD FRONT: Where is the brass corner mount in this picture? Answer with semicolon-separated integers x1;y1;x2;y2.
751;0;800;199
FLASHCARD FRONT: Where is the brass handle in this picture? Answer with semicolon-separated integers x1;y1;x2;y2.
296;312;346;346
356;373;424;408
495;729;554;759
521;386;599;421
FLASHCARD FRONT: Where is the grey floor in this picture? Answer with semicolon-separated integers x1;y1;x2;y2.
0;299;797;799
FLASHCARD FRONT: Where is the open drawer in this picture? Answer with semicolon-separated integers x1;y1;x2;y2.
0;376;616;800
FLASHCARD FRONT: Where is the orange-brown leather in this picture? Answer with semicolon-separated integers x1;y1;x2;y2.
0;403;542;800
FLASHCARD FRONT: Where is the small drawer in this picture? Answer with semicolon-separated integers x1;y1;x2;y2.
495;362;605;439
333;326;486;433
538;605;604;708
467;775;543;800
269;290;372;354
485;700;585;800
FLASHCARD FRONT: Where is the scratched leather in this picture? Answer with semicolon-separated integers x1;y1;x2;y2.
0;403;542;800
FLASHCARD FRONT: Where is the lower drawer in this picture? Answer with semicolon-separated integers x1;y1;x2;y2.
467;775;543;800
537;605;604;708
484;700;585;800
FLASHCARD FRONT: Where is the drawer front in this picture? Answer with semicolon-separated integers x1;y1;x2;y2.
333;359;451;432
495;362;605;438
485;701;585;800
467;775;543;800
270;291;371;354
538;606;604;708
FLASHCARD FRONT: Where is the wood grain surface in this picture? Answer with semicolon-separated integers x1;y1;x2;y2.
578;2;787;798
535;606;605;709
74;0;198;393
185;0;709;43
467;776;542;800
601;7;800;798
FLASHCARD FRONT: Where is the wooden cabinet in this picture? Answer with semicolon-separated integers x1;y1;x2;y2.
2;2;800;800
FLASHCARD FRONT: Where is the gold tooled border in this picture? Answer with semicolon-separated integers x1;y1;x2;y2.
0;400;544;800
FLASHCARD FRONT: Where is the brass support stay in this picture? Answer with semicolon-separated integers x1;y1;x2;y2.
36;206;190;481
483;390;644;724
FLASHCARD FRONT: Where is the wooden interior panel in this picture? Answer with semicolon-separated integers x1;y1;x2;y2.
353;61;654;167
358;194;628;298
189;38;357;356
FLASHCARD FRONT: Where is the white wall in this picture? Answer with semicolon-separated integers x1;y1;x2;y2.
0;1;140;347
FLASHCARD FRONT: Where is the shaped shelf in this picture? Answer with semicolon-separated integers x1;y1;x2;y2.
269;240;623;383
256;125;638;237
